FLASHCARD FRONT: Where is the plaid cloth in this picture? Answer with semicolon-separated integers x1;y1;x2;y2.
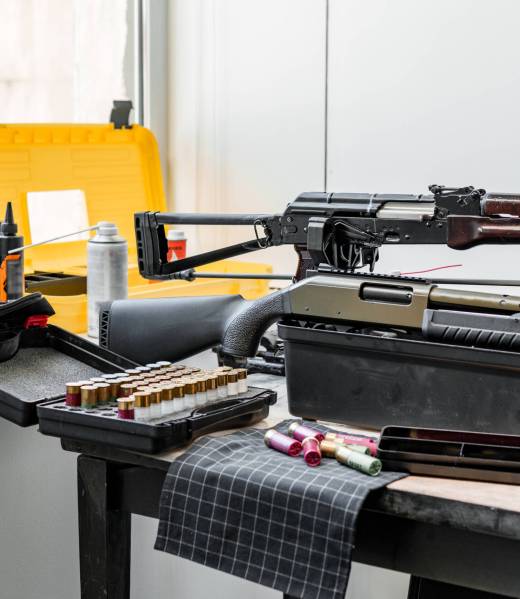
155;421;406;599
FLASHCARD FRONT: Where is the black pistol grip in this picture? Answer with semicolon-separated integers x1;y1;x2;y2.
222;289;291;358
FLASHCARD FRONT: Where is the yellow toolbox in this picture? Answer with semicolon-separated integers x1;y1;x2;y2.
0;122;271;332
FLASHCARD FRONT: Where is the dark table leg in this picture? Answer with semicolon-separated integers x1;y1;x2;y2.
77;455;131;599
408;577;513;599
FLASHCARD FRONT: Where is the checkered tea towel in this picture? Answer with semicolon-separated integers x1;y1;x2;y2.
155;421;406;599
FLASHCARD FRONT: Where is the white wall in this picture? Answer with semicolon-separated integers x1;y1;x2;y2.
168;0;326;275
327;0;520;285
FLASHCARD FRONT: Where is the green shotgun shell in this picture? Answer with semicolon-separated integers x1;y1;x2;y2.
335;446;382;476
345;444;371;455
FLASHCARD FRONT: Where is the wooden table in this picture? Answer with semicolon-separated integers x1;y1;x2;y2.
63;374;520;599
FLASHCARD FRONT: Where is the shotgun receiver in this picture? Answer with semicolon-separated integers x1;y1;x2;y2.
102;269;520;363
135;185;520;280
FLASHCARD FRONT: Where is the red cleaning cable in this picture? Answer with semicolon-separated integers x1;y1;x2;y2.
400;264;463;275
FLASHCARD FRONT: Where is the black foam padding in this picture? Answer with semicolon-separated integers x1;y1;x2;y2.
0;347;103;403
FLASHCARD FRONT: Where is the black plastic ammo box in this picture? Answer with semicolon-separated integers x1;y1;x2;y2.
279;322;520;435
0;319;276;452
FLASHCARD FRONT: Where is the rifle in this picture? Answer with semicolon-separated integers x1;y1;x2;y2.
99;185;520;364
135;185;520;281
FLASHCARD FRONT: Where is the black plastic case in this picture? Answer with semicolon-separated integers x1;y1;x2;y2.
279;322;520;434
0;321;277;453
378;426;520;484
0;324;137;426
37;388;276;453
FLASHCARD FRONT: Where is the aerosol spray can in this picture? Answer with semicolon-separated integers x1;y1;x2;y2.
87;222;128;338
0;202;24;302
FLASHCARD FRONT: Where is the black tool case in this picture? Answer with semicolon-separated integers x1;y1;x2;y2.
0;321;276;452
279;321;520;434
0;322;138;426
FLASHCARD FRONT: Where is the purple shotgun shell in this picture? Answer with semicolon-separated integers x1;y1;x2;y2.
302;437;321;467
264;429;302;457
287;422;325;443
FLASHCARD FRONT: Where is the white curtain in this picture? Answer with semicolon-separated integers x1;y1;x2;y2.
0;0;128;123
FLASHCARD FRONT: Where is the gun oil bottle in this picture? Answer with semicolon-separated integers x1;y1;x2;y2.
0;202;24;302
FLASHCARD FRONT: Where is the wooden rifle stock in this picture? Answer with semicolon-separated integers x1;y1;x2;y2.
447;215;520;249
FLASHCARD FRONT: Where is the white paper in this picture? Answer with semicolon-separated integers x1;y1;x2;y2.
27;190;90;244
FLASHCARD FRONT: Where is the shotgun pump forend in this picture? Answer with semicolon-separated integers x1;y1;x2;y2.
135;184;520;281
101;271;520;363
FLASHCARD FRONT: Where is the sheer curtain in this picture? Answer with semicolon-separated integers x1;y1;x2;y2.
0;0;128;123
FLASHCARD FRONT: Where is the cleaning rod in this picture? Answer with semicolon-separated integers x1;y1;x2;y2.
8;225;100;254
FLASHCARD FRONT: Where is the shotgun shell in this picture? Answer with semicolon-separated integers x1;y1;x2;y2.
95;383;111;405
196;378;207;406
133;392;151;421
117;397;135;420
65;383;82;407
321;439;370;457
324;432;378;457
227;371;239;396
217;373;228;399
335;446;382;476
89;377;106;384
236;368;248;394
120;383;139;397
156;361;172;367
302;437;321;467
100;373;120;381
206;375;218;402
190;366;201;373
109;380;124;402
135;366;152;373
264;429;302;457
183;381;197;409
346;444;371;455
124;369;141;376
172;384;185;412
148;389;162;419
136;385;152;392
217;366;233;373
80;385;98;409
160;386;175;416
319;439;340;458
288;422;325;443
